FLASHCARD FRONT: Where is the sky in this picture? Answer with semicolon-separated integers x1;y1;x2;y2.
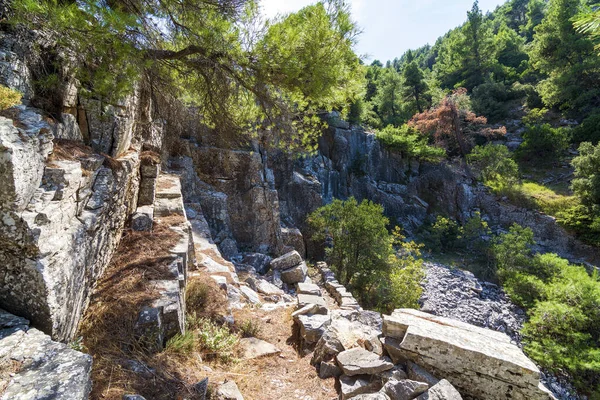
260;0;506;63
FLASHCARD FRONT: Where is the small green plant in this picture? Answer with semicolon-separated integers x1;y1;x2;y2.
194;317;238;362
238;320;261;338
0;85;21;110
69;336;87;352
186;279;210;312
376;124;446;162
521;108;549;125
165;314;239;362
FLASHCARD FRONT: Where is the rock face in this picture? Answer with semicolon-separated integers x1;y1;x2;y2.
0;309;92;400
0;121;141;340
382;309;552;400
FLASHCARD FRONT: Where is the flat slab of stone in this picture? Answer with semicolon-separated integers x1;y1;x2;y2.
336;348;393;376
245;276;284;296
351;394;391;400
297;293;327;308
155;174;182;199
215;380;244;400
270;250;303;271
382;309;548;400
239;337;280;359
339;375;382;400
296;282;321;295
415;379;462;400
239;285;261;305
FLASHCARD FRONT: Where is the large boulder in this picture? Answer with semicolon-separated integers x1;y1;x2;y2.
339;375;382;400
382;309;553;400
381;379;428;400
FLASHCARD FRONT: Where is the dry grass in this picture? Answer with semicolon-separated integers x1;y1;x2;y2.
48;139;95;163
78;220;185;400
80;215;335;399
141;150;161;165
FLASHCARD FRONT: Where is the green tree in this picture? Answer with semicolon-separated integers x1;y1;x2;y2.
529;0;600;114
402;61;430;113
523;0;546;41
11;0;364;151
468;144;519;188
308;198;424;311
571;142;600;208
371;67;407;127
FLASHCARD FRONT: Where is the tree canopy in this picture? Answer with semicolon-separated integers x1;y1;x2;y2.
9;0;364;151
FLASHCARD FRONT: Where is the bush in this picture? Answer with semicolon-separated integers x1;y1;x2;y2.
238;320;261;338
308;198;425;311
0;85;21;110
491;223;600;392
572;113;600;144
467;144;519;188
502;271;546;308
376;124;446;162
491;224;534;274
521;108;549;125
424;213;490;253
471;81;519;122
516;124;570;161
571;142;600;208
557;204;600;246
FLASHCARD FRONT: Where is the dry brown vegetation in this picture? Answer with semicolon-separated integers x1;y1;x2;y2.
48;139;95;163
78;220;185;400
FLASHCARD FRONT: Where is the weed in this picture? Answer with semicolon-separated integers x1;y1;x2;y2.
0;85;21;110
238;320;261;338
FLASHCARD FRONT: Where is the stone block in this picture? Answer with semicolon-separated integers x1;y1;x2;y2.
296;282;321;295
132;205;154;231
297;293;327;308
382;309;549;400
336;347;393;376
280;262;307;284
270;250;303;271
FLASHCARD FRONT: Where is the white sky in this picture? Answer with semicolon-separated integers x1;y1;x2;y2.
260;0;506;62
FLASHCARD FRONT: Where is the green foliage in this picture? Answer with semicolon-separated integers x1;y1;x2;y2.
424;212;490;252
167;314;239;362
0;85;22;110
491;223;535;273
402;61;430;114
375;125;446;162
573;113;600;144
308;198;424;311
502;181;578;216
238;320;261;338
521;107;550;125
491;224;600;392
515;124;570;161
380;229;426;313
556;204;600;246
12;0;364;152
468;144;519;188
528;0;600;114
471;81;523;122
571;142;600;207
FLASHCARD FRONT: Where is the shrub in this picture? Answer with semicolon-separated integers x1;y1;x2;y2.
516;124;570;161
491;224;534;274
0;85;21;110
425;216;461;252
378;229;426;313
571;142;600;208
502;271;546;308
572;113;600;144
186;279;210;312
238;320;261;338
376;124;446;162
308;198;425;311
471;81;518;122
557;204;600;246
467;144;519;188
521;108;549;125
191;315;238;362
